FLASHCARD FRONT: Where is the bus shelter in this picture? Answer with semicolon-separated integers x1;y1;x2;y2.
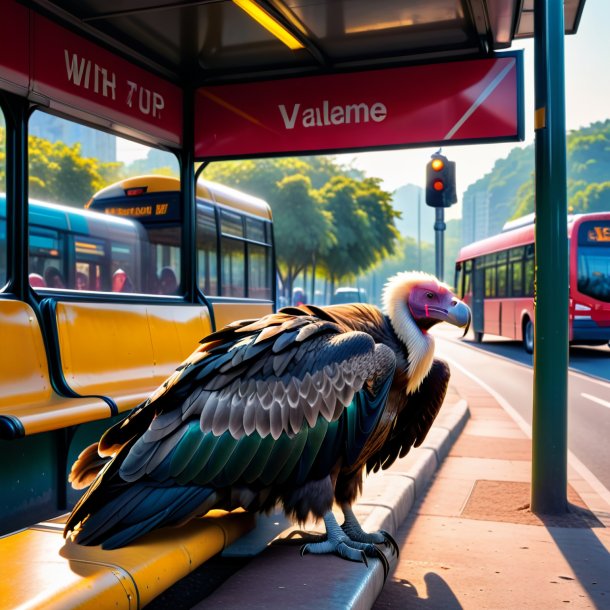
0;0;588;513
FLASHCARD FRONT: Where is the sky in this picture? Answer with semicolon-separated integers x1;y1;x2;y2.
117;0;610;220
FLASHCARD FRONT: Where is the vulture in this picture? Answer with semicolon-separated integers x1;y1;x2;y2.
64;271;470;569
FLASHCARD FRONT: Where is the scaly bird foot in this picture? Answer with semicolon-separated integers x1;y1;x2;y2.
299;512;390;578
340;504;400;558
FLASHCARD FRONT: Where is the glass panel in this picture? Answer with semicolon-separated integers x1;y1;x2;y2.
28;110;179;295
0;110;5;289
524;251;534;297
509;246;525;262
221;210;244;237
511;262;523;297
28;228;66;289
454;263;463;298
248;243;271;300
577;246;610;303
246;217;266;243
197;203;218;296
497;263;507;297
464;260;472;297
222;237;245;297
485;266;496;297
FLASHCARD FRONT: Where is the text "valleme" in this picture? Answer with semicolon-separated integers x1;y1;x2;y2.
278;101;387;129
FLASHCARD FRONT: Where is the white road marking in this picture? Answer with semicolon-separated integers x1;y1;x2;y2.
582;393;610;409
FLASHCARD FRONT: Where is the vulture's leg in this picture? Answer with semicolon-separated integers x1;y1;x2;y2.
300;511;390;576
340;504;400;558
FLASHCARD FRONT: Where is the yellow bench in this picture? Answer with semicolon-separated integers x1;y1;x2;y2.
45;301;213;414
0;510;254;609
0;300;111;439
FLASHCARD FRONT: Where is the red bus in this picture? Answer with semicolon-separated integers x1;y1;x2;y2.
455;212;610;353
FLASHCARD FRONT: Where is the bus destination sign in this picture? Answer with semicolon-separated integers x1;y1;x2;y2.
97;197;181;224
587;225;610;243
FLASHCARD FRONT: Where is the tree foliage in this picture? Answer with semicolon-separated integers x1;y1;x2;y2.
205;157;398;291
273;174;335;294
28;136;122;206
467;119;610;221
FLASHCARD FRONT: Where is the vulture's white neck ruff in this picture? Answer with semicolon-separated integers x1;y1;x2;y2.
382;271;436;394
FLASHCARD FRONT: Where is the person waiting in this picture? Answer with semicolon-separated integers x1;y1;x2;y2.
112;268;134;293
44;266;65;288
158;267;178;295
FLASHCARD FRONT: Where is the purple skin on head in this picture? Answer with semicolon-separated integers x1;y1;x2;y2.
407;282;471;335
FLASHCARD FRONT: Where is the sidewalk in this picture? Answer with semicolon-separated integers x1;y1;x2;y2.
374;365;610;609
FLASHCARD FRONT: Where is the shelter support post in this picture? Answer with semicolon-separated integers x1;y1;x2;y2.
434;207;445;281
531;0;568;513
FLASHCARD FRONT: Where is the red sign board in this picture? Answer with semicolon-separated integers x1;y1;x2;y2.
0;0;29;95
0;0;182;147
195;55;522;158
30;15;182;147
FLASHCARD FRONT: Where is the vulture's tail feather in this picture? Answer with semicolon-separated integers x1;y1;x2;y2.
71;483;218;549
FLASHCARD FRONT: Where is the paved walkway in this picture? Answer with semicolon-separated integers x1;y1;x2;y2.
374;365;610;609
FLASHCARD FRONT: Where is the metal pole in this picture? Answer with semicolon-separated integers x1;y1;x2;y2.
531;0;568;513
434;207;445;281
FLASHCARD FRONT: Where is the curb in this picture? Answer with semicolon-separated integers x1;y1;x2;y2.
202;398;471;609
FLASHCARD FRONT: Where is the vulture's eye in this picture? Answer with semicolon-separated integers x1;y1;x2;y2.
426;291;434;299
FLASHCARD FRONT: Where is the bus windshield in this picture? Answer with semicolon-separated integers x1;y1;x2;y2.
576;220;610;303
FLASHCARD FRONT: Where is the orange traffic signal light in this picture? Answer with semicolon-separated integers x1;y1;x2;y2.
426;153;456;207
431;158;444;172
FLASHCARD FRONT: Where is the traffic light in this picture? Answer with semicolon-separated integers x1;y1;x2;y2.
426;153;457;207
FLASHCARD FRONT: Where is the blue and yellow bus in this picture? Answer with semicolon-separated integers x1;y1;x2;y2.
86;175;276;327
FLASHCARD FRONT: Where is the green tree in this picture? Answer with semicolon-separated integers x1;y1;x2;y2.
273;174;335;296
318;176;385;286
571;181;610;213
355;177;400;263
28;136;122;206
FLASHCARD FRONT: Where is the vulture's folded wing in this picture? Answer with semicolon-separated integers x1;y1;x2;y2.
367;358;450;473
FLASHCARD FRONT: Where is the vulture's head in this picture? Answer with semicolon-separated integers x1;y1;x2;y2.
382;271;471;393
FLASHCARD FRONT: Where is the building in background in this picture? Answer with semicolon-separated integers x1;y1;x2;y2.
461;188;515;246
29;115;116;162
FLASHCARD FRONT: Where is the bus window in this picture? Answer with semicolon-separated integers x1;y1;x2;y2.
577;220;610;303
454;262;463;298
524;244;535;297
496;251;508;298
197;203;218;296
222;244;245;296
509;247;525;297
246;218;272;300
0;110;5;288
484;254;496;298
464;260;472;298
29;228;66;289
220;210;245;297
28;110;178;295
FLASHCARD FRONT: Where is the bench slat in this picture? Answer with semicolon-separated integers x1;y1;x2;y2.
0;301;110;439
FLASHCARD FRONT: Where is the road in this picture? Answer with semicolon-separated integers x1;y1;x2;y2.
432;327;610;496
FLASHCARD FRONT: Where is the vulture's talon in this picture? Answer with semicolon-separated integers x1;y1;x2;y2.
379;529;400;557
372;546;390;581
361;550;368;567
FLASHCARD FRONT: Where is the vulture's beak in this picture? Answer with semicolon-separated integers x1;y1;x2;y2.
446;298;471;337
